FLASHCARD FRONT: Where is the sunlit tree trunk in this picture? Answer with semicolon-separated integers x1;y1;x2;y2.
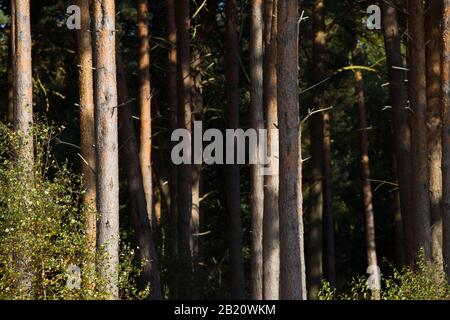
250;0;264;300
380;0;414;267
92;0;119;298
425;0;443;268
407;0;432;262
225;0;246;299
76;0;96;282
278;0;306;300
262;0;279;300
137;0;154;230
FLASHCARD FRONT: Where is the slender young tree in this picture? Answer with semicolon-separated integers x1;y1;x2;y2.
380;0;414;267
425;0;443;268
278;0;306;300
76;0;96;272
166;0;179;299
175;0;194;299
262;0;279;300
307;0;326;300
225;0;246;299
353;47;379;299
250;0;264;300
116;48;162;299
137;0;154;227
92;0;120;298
441;0;450;282
407;0;432;262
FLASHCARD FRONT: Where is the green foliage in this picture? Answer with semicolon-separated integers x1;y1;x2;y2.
319;251;450;300
0;122;149;300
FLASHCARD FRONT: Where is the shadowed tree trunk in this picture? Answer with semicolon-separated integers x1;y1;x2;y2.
380;0;414;267
92;0;119;298
76;0;96;282
250;0;264;300
262;0;279;300
137;0;154;229
407;0;432;262
7;1;14;124
307;0;326;300
175;0;194;299
225;0;245;299
353;48;379;299
425;0;443;268
165;0;178;299
116;48;162;299
278;0;306;300
441;0;450;283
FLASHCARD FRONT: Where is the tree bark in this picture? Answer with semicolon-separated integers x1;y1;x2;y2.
175;0;193;299
137;0;154;230
380;0;414;267
278;0;307;300
262;0;279;300
7;1;15;124
225;0;246;300
76;0;96;281
165;0;178;299
353;49;379;298
116;49;162;299
92;0;120;298
250;0;264;300
441;0;450;283
407;0;432;262
307;0;325;300
425;0;443;268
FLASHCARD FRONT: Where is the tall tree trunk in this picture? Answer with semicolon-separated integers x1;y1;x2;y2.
307;0;326;300
262;0;279;300
175;0;193;299
278;0;306;300
353;49;379;298
13;0;34;296
137;0;154;229
425;0;443;268
76;0;96;282
116;49;162;299
165;0;178;299
7;1;15;124
322;111;335;285
441;0;450;283
250;0;264;300
225;0;246;299
92;0;119;298
380;0;414;267
407;0;432;262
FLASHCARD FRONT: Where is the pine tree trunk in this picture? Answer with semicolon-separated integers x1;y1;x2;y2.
137;0;154;229
175;0;193;299
307;0;326;300
116;48;162;300
165;0;179;299
441;0;450;283
262;0;279;300
250;0;264;300
425;0;443;268
76;0;96;283
92;0;119;298
278;0;307;300
225;0;246;299
380;0;414;267
407;0;432;262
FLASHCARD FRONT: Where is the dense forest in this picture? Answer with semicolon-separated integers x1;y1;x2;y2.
0;0;449;300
